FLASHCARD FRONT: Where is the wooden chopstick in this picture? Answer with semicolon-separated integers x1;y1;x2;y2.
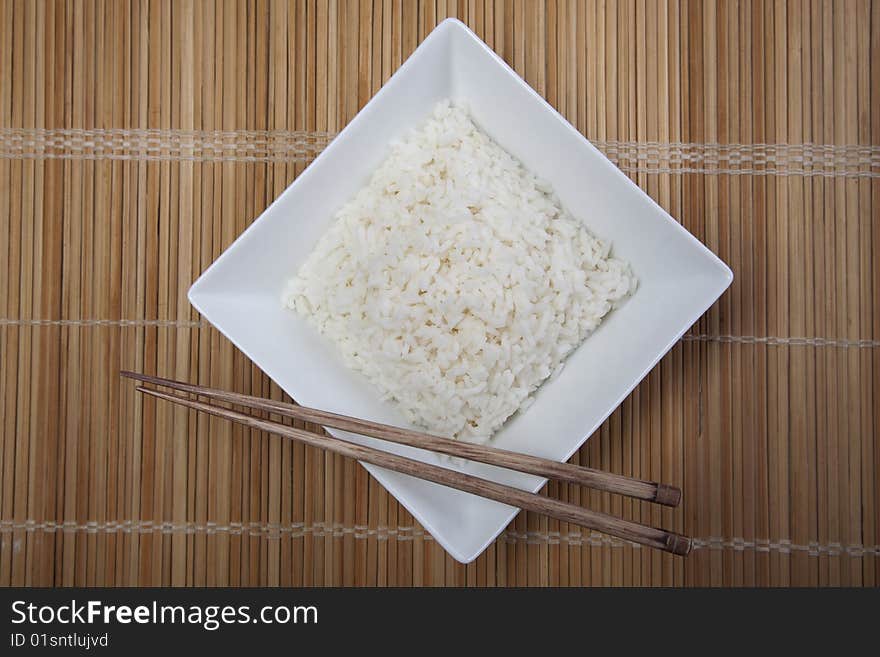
135;386;692;556
120;371;681;507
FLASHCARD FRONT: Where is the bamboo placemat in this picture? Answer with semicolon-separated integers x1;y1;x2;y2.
1;0;878;587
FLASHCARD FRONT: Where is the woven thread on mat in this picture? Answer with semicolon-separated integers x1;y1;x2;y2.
679;334;880;349
1;520;877;557
2;318;877;349
2;128;877;177
0;127;335;162
0;318;205;327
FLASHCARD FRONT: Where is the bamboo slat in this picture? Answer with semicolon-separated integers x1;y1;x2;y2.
0;0;878;586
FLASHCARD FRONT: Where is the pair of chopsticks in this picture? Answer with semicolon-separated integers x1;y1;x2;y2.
122;371;692;556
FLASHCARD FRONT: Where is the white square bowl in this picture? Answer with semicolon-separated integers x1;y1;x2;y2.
188;18;733;563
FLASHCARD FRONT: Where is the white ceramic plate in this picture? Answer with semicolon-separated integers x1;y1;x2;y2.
188;18;732;563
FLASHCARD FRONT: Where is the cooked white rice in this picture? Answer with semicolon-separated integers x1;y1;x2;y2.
284;100;635;443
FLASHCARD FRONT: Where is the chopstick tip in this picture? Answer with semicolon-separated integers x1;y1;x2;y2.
654;484;682;508
120;370;164;386
120;369;152;383
136;386;172;402
668;534;692;557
